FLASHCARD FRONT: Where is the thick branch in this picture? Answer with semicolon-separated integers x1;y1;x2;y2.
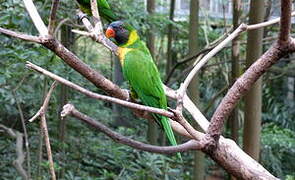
206;137;278;180
61;104;201;154
39;37;127;100
60;105;278;179
205;42;294;143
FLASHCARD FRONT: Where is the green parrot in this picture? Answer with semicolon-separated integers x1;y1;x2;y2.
76;0;181;159
105;21;181;159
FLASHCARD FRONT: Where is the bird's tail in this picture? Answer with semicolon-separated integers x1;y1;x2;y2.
76;0;118;22
160;116;182;161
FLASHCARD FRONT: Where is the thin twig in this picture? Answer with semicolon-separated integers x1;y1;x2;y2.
40;115;56;180
0;27;41;43
61;104;202;153
72;29;91;36
48;0;60;35
54;18;70;37
247;11;295;31
29;81;58;122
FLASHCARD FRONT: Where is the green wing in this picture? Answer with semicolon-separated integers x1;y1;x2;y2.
122;49;181;159
76;0;117;22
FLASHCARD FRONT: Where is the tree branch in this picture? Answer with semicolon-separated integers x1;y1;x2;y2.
0;27;41;43
48;0;60;35
23;0;48;36
39;82;58;180
28;81;58;122
177;10;295;110
25;62;202;139
165;86;209;131
61;104;201;154
77;11;118;54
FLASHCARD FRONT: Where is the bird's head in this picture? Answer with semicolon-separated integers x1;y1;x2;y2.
105;21;132;45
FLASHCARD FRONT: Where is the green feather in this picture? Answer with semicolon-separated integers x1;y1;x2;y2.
76;0;117;22
122;47;182;160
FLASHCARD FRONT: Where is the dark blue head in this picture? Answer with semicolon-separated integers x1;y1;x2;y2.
105;21;130;45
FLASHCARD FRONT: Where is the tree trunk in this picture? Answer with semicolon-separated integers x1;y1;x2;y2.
166;0;176;77
58;24;74;179
188;0;205;179
287;53;295;106
229;0;241;145
243;0;265;161
146;0;158;145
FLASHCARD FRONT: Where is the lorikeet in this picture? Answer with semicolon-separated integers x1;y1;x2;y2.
76;0;181;158
105;21;181;159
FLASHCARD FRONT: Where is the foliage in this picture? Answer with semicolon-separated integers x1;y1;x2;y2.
261;123;295;179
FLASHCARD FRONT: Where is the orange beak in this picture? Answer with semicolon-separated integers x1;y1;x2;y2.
105;27;115;38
